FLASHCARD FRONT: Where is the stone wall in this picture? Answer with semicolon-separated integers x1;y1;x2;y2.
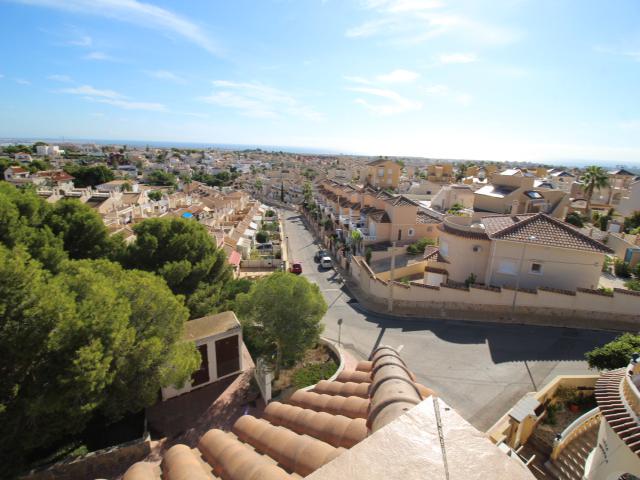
350;256;640;331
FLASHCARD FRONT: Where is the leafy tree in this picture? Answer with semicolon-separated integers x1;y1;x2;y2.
280;183;285;202
256;230;269;243
44;199;120;260
586;333;640;370
614;259;631;278
580;166;609;215
365;247;372;264
147;169;177;187
0;248;199;475
123;218;231;317
63;164;115;188
624;211;640;233
148;190;163;201
565;211;584;228
236;272;326;379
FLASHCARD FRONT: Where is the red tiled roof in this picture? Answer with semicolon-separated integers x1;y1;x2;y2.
122;346;434;480
489;213;612;253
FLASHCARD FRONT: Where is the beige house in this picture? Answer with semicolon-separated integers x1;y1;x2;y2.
430;184;474;212
425;163;454;184
362;158;401;189
427;213;612;290
161;311;244;401
474;170;569;219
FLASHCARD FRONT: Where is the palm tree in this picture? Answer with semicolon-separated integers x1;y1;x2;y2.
580;166;609;216
350;229;363;255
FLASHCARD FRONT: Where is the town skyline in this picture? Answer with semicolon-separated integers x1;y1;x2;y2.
1;0;640;163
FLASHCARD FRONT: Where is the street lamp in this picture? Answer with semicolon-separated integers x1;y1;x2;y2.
337;318;343;347
511;235;536;321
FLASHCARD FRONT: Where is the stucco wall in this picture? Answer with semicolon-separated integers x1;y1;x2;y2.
350;256;640;330
439;230;491;282
488;241;603;290
585;420;640;479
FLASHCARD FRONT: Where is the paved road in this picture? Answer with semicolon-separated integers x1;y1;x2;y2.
282;209;618;431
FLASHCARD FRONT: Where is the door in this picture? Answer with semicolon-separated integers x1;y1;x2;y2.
397;229;402;241
216;335;240;378
191;344;210;386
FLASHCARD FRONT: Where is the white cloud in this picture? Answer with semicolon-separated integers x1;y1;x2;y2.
377;69;420;83
201;81;323;121
595;45;640;62
423;84;472;105
61;84;166;111
12;0;221;55
347;1;519;45
438;52;478;64
348;86;422;115
48;74;73;82
68;34;92;47
15;78;31;85
144;69;186;84
84;51;117;61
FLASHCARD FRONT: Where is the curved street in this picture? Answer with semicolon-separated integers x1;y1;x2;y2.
282;208;617;431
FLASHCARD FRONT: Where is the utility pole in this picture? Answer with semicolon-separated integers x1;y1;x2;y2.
388;241;396;312
511;235;536;321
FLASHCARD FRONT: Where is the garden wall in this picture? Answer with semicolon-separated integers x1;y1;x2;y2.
350;256;640;331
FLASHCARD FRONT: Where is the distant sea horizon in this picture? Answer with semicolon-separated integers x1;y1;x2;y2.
1;136;638;171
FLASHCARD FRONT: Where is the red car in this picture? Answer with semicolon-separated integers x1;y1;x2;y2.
289;262;303;274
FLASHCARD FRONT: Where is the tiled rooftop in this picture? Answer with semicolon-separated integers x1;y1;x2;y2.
488;213;613;253
416;210;441;224
122;346;437;480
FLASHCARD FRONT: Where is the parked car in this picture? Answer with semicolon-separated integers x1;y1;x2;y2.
314;249;328;262
256;243;273;251
320;256;333;269
289;262;303;274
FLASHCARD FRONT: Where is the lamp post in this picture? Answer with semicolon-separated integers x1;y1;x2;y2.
337;318;343;347
511;235;536;321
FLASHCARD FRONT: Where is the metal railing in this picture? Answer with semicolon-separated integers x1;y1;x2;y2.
550;406;601;461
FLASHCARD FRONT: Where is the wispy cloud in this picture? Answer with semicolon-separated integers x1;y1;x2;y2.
12;0;221;55
67;34;92;47
438;52;478;64
84;51;118;61
423;84;472;105
61;84;166;111
201;81;323;120
347;1;519;46
15;78;31;85
595;45;640;62
377;69;420;83
48;74;73;83
144;69;186;84
348;86;422;115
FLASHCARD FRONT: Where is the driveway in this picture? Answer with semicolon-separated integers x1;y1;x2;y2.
282;209;617;431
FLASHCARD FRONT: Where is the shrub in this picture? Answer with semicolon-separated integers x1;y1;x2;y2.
365;247;372;264
406;237;436;255
256;231;269;243
614;259;631;278
265;209;276;217
586;333;640;370
464;273;477;286
565;211;584;228
626;279;640;291
292;361;337;389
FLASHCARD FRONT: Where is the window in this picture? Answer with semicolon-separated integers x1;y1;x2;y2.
473;245;482;252
387;169;393;175
440;239;449;257
408;228;415;237
497;260;518;275
530;262;543;275
378;168;384;177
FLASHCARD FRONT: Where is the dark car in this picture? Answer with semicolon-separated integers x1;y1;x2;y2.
314;249;328;262
289;262;303;274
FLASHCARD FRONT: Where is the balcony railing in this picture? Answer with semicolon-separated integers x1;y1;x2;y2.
550;407;601;461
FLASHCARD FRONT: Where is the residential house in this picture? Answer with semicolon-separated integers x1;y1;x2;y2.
547;170;577;192
430;184;474;212
362;158;401;189
123;346;534;480
96;179;139;193
426;213;612;290
474;170;569;218
571;168;637;210
3;165;30;183
14;152;32;163
161;311;245;401
36;145;61;157
618;179;640;217
425;163;454;184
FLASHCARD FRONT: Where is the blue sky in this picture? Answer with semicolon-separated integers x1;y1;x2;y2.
0;0;639;164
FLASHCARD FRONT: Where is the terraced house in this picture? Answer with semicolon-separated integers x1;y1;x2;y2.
316;180;441;247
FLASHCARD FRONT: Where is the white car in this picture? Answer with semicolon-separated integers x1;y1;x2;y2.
320;256;333;269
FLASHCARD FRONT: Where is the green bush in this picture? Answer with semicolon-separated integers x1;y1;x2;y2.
292;361;338;389
406;237;436;255
565;211;584;228
365;247;372;264
256;231;269;243
626;279;640;291
614;259;632;278
586;333;640;370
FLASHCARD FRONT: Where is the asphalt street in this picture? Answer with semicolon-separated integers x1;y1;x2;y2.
281;208;618;431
